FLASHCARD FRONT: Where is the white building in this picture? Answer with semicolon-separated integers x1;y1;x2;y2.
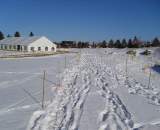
0;36;57;52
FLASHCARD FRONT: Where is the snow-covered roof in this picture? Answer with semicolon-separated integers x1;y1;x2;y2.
0;36;43;46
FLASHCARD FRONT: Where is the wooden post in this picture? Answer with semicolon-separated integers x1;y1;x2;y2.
148;57;152;89
101;54;102;64
42;70;46;109
80;49;81;61
65;55;66;69
148;67;151;89
58;60;61;87
126;55;128;81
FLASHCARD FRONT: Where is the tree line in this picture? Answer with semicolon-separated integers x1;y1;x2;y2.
0;31;34;40
57;36;160;48
0;31;159;48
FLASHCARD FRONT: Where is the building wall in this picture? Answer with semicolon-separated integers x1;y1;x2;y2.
0;44;17;51
28;37;57;52
0;44;28;51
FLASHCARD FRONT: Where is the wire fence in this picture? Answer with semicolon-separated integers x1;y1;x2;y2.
20;52;80;109
2;49;160;110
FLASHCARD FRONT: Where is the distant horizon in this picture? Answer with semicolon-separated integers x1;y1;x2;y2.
0;0;160;41
0;32;159;42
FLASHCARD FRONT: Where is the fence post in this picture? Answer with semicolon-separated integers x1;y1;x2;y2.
42;70;46;109
126;55;128;81
58;60;61;87
65;55;67;69
147;57;153;89
148;67;151;89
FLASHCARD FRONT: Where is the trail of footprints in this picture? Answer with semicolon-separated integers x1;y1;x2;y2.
28;52;136;130
95;65;134;130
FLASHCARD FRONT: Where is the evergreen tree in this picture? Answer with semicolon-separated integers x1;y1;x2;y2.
0;31;4;40
128;39;133;48
133;36;139;48
114;40;122;48
101;40;107;48
29;32;34;37
122;38;127;48
14;31;21;37
152;37;160;47
108;39;114;48
133;36;138;42
7;34;11;38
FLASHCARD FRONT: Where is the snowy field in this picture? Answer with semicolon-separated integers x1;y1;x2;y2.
0;53;77;130
0;48;160;130
27;48;160;130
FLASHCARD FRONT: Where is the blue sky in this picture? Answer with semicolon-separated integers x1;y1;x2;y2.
0;0;160;41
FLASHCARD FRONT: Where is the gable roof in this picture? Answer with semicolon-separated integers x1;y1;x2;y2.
0;36;43;46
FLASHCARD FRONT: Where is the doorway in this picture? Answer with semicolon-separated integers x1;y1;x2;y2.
17;45;21;51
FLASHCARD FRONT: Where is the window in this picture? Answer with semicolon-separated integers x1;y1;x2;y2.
13;45;16;50
5;45;7;50
30;47;34;51
45;47;48;51
9;45;12;50
0;44;3;49
51;47;55;51
38;47;41;51
17;45;21;51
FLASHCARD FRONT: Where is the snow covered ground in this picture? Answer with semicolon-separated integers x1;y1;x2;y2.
1;48;160;130
26;48;160;130
0;53;77;130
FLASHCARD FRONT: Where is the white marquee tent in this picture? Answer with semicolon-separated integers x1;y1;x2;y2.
0;36;57;52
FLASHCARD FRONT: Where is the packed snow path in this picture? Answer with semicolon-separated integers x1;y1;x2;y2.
27;50;136;130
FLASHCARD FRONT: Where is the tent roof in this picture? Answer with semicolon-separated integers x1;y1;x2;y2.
0;36;43;46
